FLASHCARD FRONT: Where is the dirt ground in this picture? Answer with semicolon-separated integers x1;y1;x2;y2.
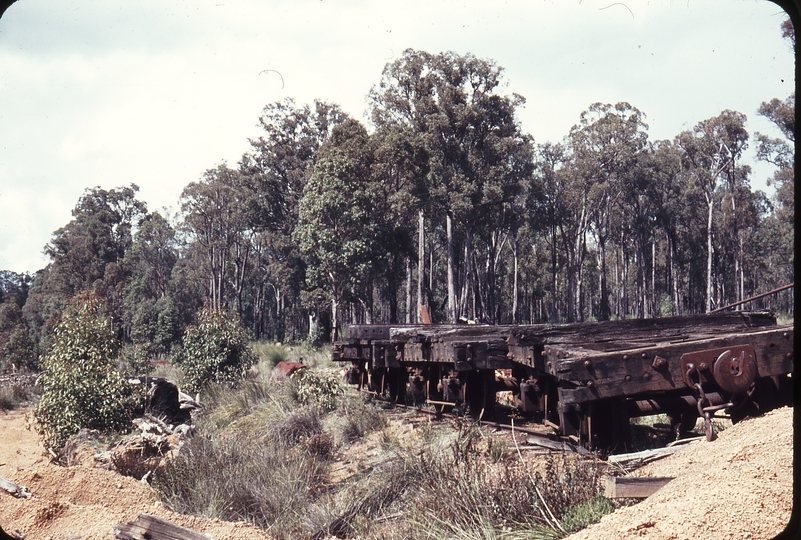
0;405;795;539
0;408;272;540
566;406;795;540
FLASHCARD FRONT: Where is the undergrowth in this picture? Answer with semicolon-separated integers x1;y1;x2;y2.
151;360;611;539
0;382;33;412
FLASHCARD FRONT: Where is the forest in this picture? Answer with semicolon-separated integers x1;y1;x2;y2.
0;23;794;372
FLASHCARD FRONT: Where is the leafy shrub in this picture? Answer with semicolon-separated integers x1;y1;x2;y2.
560;494;613;532
292;369;343;411
179;308;256;393
31;294;137;452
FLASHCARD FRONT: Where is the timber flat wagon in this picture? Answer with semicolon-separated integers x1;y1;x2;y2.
333;312;793;452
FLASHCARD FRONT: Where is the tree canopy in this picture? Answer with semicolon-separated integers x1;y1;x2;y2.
6;19;794;368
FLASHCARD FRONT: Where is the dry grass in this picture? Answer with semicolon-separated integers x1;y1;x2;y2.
150;365;611;539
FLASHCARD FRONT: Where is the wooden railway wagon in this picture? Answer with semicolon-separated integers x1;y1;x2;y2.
332;311;793;452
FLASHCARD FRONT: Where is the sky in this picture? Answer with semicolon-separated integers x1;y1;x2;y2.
0;0;795;274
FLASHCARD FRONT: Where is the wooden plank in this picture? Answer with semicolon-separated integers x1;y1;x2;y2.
509;312;776;348
0;476;31;499
604;476;674;498
525;435;588;454
553;326;792;404
390;325;516;343
114;514;212;540
607;442;698;469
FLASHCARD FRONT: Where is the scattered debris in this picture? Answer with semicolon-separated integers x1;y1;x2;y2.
114;513;213;540
0;475;31;499
273;361;307;377
607;441;699;470
604;476;674;498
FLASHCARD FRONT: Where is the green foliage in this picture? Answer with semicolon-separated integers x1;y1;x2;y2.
129;296;181;359
116;344;153;378
1;325;38;372
179;308;256;393
560;495;613;533
31;294;135;452
250;341;289;368
292;368;343;411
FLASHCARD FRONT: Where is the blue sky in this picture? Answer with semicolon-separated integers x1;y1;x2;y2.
0;0;794;273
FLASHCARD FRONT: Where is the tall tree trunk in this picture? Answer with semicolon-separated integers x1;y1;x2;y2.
417;210;425;322
551;222;558;323
622;249;630;317
406;258;412;324
705;195;714;312
512;237;519;323
459;231;471;319
331;296;339;342
598;235;610;321
651;240;656;318
575;230;586;322
447;213;457;323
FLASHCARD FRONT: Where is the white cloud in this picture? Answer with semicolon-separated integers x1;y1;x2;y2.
0;0;793;273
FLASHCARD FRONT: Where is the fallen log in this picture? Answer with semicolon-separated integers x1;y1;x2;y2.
0;476;31;499
113;514;212;540
604;475;674;498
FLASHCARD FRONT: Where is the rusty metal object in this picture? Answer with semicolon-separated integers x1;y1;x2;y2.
680;345;756;387
273;361;308;378
713;348;759;393
651;355;668;370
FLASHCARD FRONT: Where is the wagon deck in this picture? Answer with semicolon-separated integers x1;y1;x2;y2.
333;312;793;452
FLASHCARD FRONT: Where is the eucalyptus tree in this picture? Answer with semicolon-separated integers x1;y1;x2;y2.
24;185;147;346
294;118;382;341
239;98;347;338
567;103;649;320
180;164;253;312
370;126;428;322
755;93;794;274
369;49;534;322
676;111;749;312
639;140;690;315
122;212;183;356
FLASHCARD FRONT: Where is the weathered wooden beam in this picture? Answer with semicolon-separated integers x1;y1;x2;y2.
390;325;516;343
0;476;31;499
607;442;698;469
525;435;588;454
509;312;776;348
604;476;674;498
348;324;471;341
113;514;212;540
553;326;792;404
